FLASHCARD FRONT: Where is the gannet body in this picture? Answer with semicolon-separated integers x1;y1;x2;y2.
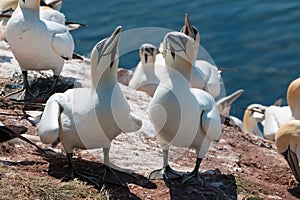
275;120;300;183
149;31;221;185
38;26;142;186
263;105;291;140
6;0;74;95
128;43;160;97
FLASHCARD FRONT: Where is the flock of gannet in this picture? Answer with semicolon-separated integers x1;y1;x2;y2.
0;0;299;187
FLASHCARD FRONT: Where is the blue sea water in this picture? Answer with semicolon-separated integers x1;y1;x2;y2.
61;0;300;120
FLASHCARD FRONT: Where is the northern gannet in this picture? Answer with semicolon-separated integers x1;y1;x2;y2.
148;31;222;185
243;104;267;138
37;26;142;186
5;0;74;97
275;120;300;183
128;43;160;97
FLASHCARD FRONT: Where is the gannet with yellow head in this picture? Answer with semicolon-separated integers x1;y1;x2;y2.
128;43;160;96
37;26;142;186
148;31;222;185
5;0;74;97
274;78;300;182
243;104;267;137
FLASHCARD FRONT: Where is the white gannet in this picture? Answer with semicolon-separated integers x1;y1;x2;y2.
5;0;74;97
148;31;222;184
216;89;244;129
243;104;267;137
128;43;160;97
275;120;300;183
37;26;142;187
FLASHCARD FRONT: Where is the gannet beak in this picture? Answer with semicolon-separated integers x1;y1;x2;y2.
181;13;196;41
282;146;300;183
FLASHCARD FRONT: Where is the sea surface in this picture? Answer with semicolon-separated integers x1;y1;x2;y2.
61;0;300;120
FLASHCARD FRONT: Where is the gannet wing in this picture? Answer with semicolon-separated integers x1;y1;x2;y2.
283;146;300;183
190;88;222;141
45;20;74;59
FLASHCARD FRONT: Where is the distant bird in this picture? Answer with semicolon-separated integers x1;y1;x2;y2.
5;0;74;97
148;31;222;185
243;104;267;138
275;120;300;183
128;43;160;96
38;26;142;187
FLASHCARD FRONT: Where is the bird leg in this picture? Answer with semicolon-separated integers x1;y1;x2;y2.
40;75;59;97
149;149;183;180
5;71;35;99
182;157;203;185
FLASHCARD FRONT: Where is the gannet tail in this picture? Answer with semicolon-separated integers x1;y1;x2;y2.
37;95;62;144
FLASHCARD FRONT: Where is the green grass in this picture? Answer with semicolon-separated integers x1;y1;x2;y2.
0;164;109;200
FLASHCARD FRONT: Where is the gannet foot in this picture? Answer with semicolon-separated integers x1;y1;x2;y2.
149;165;183;180
182;171;203;186
101;165;137;187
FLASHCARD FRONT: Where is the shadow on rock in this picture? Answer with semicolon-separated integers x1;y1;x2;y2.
164;168;237;200
38;148;156;199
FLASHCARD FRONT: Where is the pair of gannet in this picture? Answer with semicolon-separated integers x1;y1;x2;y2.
38;26;142;186
148;31;222;185
274;78;300;183
5;0;74;97
129;14;224;100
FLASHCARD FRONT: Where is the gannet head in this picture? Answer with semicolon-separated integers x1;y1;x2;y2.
139;43;159;65
180;13;200;62
287;78;300;118
162;31;195;68
91;26;122;86
243;104;266;134
19;0;40;10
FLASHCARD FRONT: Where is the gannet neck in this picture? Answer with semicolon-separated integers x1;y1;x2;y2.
166;57;192;82
287;78;300;119
163;31;194;82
